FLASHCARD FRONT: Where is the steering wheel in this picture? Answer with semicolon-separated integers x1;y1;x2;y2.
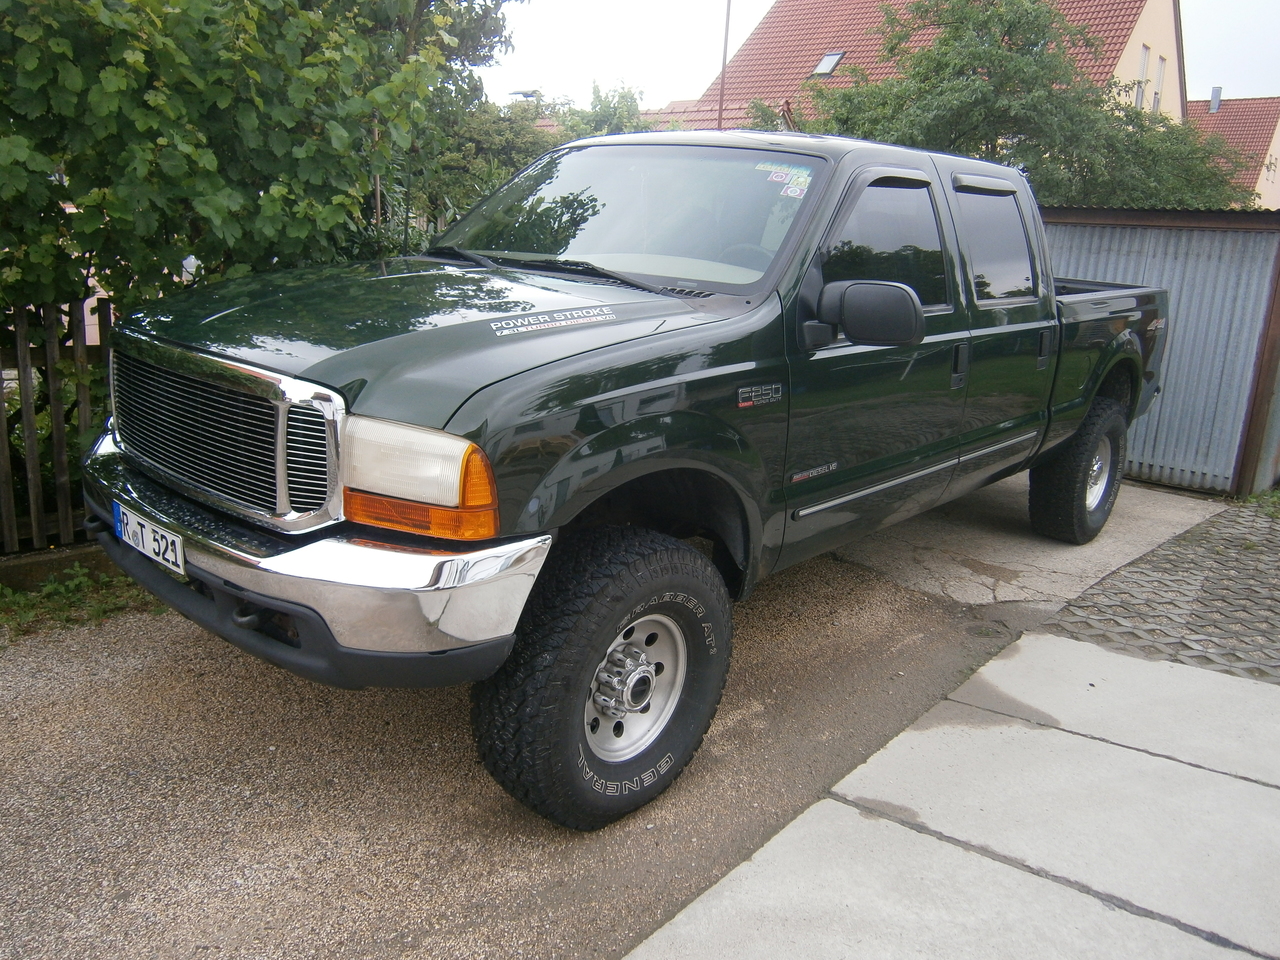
719;243;773;271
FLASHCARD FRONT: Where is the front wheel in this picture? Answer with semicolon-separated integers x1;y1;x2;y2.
471;526;733;830
1029;397;1128;544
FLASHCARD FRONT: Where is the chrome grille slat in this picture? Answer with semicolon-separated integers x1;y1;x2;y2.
114;396;278;470
115;393;277;446
285;406;331;512
112;351;335;521
114;399;280;455
117;365;280;422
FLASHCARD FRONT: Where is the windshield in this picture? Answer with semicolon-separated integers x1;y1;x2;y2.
436;144;827;291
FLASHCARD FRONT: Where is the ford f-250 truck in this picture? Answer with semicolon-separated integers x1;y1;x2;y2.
84;131;1167;830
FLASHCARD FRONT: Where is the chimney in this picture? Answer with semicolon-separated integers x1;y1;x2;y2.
1210;87;1222;112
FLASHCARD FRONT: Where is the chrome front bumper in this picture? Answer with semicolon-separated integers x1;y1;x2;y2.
83;432;551;688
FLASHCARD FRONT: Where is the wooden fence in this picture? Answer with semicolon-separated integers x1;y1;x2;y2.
0;301;111;555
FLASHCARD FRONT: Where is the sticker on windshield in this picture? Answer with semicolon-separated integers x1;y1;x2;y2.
755;161;814;190
490;306;618;337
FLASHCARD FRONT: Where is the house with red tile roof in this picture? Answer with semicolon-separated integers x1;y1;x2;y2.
654;0;1187;130
1187;96;1280;209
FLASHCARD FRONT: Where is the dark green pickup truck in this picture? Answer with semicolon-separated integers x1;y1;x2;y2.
84;131;1167;829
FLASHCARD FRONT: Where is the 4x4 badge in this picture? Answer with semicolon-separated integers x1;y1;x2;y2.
737;383;784;408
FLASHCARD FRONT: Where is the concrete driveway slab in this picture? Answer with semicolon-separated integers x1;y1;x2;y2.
625;799;1239;960
840;476;1224;606
952;633;1280;786
833;699;1280;956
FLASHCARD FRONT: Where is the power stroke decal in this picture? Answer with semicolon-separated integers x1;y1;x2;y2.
737;383;784;408
790;461;838;483
577;745;674;795
490;306;617;336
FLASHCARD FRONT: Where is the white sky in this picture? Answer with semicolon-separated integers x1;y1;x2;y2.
475;0;1280;111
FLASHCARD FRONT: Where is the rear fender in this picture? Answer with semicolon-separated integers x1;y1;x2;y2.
1038;329;1144;461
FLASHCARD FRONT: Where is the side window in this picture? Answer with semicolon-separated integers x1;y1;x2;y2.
823;181;949;307
952;191;1035;300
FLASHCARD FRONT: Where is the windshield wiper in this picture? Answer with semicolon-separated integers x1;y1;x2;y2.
425;245;498;270
491;256;677;298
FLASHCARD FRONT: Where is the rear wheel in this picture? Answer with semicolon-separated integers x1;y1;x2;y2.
1029;398;1128;544
471;526;733;830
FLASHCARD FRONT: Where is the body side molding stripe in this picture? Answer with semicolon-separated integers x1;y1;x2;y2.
792;430;1041;519
957;430;1042;464
793;460;954;519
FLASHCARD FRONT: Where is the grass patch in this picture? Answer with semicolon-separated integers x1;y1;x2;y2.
0;563;163;640
1246;488;1280;519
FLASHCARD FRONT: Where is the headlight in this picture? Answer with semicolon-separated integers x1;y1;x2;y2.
340;415;499;540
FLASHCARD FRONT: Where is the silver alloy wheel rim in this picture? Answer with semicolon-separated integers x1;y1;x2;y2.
584;613;688;763
1086;435;1113;511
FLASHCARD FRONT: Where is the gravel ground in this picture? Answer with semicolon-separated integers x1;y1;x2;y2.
0;554;1011;960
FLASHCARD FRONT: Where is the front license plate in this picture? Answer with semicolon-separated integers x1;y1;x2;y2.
113;502;186;576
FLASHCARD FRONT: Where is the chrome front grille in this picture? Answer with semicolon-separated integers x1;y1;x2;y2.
111;350;338;527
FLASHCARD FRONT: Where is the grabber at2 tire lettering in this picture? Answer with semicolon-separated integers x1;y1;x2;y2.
470;526;733;831
1028;397;1129;545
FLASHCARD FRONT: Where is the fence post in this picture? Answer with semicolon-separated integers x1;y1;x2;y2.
42;304;75;545
70;299;92;442
13;306;46;549
97;300;112;350
0;325;18;553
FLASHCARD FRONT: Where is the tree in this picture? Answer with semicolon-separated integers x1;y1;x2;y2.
553;84;652;140
792;0;1254;209
416;97;563;234
0;0;511;308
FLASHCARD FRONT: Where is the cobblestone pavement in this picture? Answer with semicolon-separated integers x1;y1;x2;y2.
1048;500;1280;682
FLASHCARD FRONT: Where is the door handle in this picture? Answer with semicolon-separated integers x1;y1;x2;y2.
1037;329;1054;370
951;342;969;389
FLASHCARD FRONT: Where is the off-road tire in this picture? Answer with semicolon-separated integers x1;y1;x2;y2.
1029;398;1128;545
471;526;733;831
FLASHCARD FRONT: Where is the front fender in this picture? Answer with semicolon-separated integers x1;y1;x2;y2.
527;410;769;532
445;297;790;545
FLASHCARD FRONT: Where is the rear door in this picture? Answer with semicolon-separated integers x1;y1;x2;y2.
780;163;968;564
930;156;1058;497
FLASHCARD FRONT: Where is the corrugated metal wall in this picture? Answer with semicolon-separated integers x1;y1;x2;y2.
1045;222;1280;492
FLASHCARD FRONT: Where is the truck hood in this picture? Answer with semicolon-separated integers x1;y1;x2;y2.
119;259;729;428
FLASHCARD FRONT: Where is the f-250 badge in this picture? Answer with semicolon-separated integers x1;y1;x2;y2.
737;383;784;408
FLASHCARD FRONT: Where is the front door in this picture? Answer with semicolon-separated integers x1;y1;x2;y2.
781;165;969;565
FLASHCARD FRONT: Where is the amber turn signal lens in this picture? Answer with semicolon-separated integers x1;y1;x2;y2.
460;444;498;508
344;488;499;540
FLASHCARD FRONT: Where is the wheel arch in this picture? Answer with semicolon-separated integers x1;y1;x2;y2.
1092;350;1142;424
551;460;761;600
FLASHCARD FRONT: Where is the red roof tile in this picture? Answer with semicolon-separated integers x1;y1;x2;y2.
1186;97;1280;188
661;0;1148;129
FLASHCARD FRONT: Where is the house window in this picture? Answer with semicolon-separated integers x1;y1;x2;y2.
812;51;845;76
1152;56;1167;113
1135;45;1151;109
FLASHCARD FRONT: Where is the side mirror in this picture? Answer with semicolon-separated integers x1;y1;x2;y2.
817;280;926;347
